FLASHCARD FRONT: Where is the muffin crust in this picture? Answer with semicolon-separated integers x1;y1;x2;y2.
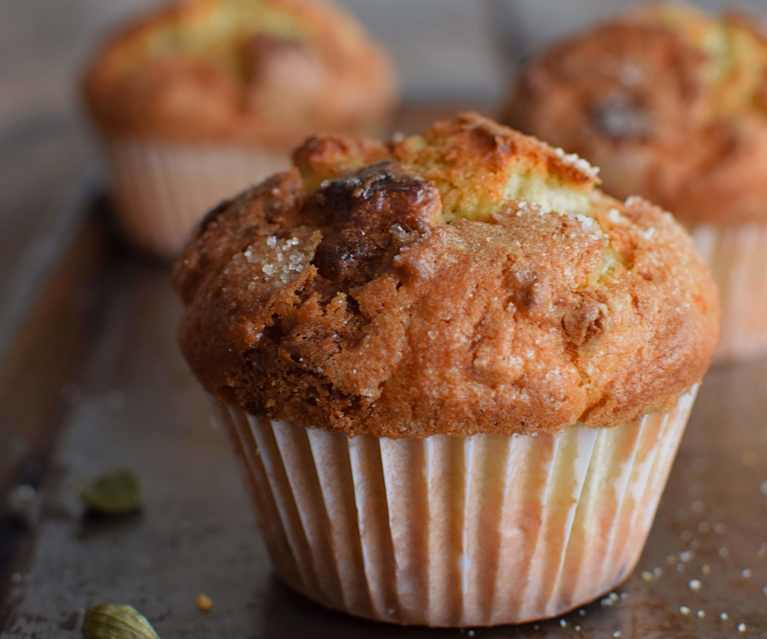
83;0;396;148
506;2;767;226
174;113;719;437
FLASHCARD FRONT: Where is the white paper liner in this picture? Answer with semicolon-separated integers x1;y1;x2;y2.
104;140;288;256
214;387;698;627
692;223;767;362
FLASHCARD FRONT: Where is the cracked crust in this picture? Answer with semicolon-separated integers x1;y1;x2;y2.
173;113;719;437
82;0;396;148
506;2;767;226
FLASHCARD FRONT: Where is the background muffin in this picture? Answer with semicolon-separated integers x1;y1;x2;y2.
506;2;767;361
174;113;718;626
83;0;396;256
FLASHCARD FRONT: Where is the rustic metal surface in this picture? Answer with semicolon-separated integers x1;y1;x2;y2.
1;199;766;639
0;94;766;639
3;3;767;637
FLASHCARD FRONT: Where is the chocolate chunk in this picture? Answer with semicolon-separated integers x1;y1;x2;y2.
305;162;441;286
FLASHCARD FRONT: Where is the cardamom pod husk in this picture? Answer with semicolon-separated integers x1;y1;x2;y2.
82;604;159;639
81;470;141;514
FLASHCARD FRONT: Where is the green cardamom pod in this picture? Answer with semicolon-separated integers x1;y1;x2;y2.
81;470;141;514
82;604;159;639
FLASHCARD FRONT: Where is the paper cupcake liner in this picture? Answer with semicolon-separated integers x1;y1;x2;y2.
214;387;697;627
692;223;767;362
104;140;288;256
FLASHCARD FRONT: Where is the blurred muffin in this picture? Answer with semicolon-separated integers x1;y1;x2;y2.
173;113;718;626
506;2;767;361
83;0;396;256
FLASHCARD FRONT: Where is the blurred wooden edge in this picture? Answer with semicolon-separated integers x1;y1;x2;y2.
0;196;111;618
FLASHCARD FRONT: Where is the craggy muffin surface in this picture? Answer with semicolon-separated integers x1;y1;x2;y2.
83;0;395;148
174;113;718;437
507;3;767;225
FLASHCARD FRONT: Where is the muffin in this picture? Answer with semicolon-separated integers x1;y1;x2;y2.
506;2;767;361
173;113;718;626
83;0;396;256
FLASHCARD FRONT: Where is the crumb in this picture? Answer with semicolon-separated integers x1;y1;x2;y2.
195;593;213;613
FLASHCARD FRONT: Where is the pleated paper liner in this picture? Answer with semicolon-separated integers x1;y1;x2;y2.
104;139;288;256
693;223;767;362
215;386;697;627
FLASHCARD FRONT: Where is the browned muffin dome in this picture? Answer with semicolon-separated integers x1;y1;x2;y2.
506;3;767;226
173;113;719;437
83;0;396;148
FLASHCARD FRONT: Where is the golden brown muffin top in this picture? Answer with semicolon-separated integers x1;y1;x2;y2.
174;113;719;438
82;0;396;148
506;2;767;225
